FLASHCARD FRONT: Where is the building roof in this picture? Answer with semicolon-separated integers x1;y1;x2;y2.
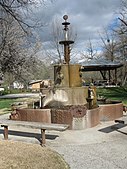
29;80;42;85
79;57;123;71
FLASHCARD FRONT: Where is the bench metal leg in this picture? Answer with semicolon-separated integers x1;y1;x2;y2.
3;126;8;140
41;129;46;146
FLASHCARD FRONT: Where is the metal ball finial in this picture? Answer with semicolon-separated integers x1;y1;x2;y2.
63;15;68;21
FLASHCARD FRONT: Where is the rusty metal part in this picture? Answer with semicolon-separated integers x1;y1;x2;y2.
51;105;87;129
63;15;68;21
10;110;20;120
41;129;46;146
54;64;82;87
51;109;73;129
69;64;82;87
70;105;87;118
59;15;74;64
1;125;8;140
86;98;93;109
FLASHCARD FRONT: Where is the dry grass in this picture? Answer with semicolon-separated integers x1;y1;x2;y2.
0;141;69;169
0;108;11;115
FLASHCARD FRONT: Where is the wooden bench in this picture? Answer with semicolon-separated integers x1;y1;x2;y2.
0;120;69;146
115;116;127;125
115;119;125;124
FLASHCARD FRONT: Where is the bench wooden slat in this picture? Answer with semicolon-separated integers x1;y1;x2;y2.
0;120;69;131
0;120;69;146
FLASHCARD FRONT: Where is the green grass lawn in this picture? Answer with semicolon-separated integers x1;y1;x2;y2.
0;99;17;109
96;87;127;105
0;87;127;110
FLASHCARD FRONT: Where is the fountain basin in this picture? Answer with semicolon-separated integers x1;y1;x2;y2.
99;101;123;121
11;101;123;129
10;106;100;130
10;108;51;123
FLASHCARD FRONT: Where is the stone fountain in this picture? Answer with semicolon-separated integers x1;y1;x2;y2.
10;15;123;129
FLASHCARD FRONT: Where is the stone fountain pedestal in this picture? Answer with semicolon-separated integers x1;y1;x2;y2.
9;15;123;130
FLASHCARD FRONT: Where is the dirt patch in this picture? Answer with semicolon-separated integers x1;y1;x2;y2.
0;140;69;169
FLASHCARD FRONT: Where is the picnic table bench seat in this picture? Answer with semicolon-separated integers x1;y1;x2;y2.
0;120;69;146
115;116;127;125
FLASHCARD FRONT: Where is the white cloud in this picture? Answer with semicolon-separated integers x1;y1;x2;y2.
34;0;121;58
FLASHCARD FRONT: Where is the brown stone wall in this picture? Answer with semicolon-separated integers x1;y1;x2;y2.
51;105;87;129
15;109;51;123
51;109;73;129
86;107;100;128
99;103;123;121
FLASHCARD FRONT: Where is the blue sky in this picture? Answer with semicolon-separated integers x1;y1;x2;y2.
33;0;122;60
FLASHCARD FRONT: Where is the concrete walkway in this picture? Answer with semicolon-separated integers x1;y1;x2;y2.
0;113;127;169
49;121;127;169
0;93;39;99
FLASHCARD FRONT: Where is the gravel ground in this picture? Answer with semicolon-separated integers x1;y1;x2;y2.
49;121;127;169
0;93;39;99
51;139;127;169
0;113;127;169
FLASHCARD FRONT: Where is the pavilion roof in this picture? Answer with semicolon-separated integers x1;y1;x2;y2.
79;57;123;71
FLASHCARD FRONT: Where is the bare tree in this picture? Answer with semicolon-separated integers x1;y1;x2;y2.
99;28;119;61
81;38;97;60
99;23;127;85
46;17;77;64
0;0;52;86
48;18;63;63
0;0;44;33
112;0;127;85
